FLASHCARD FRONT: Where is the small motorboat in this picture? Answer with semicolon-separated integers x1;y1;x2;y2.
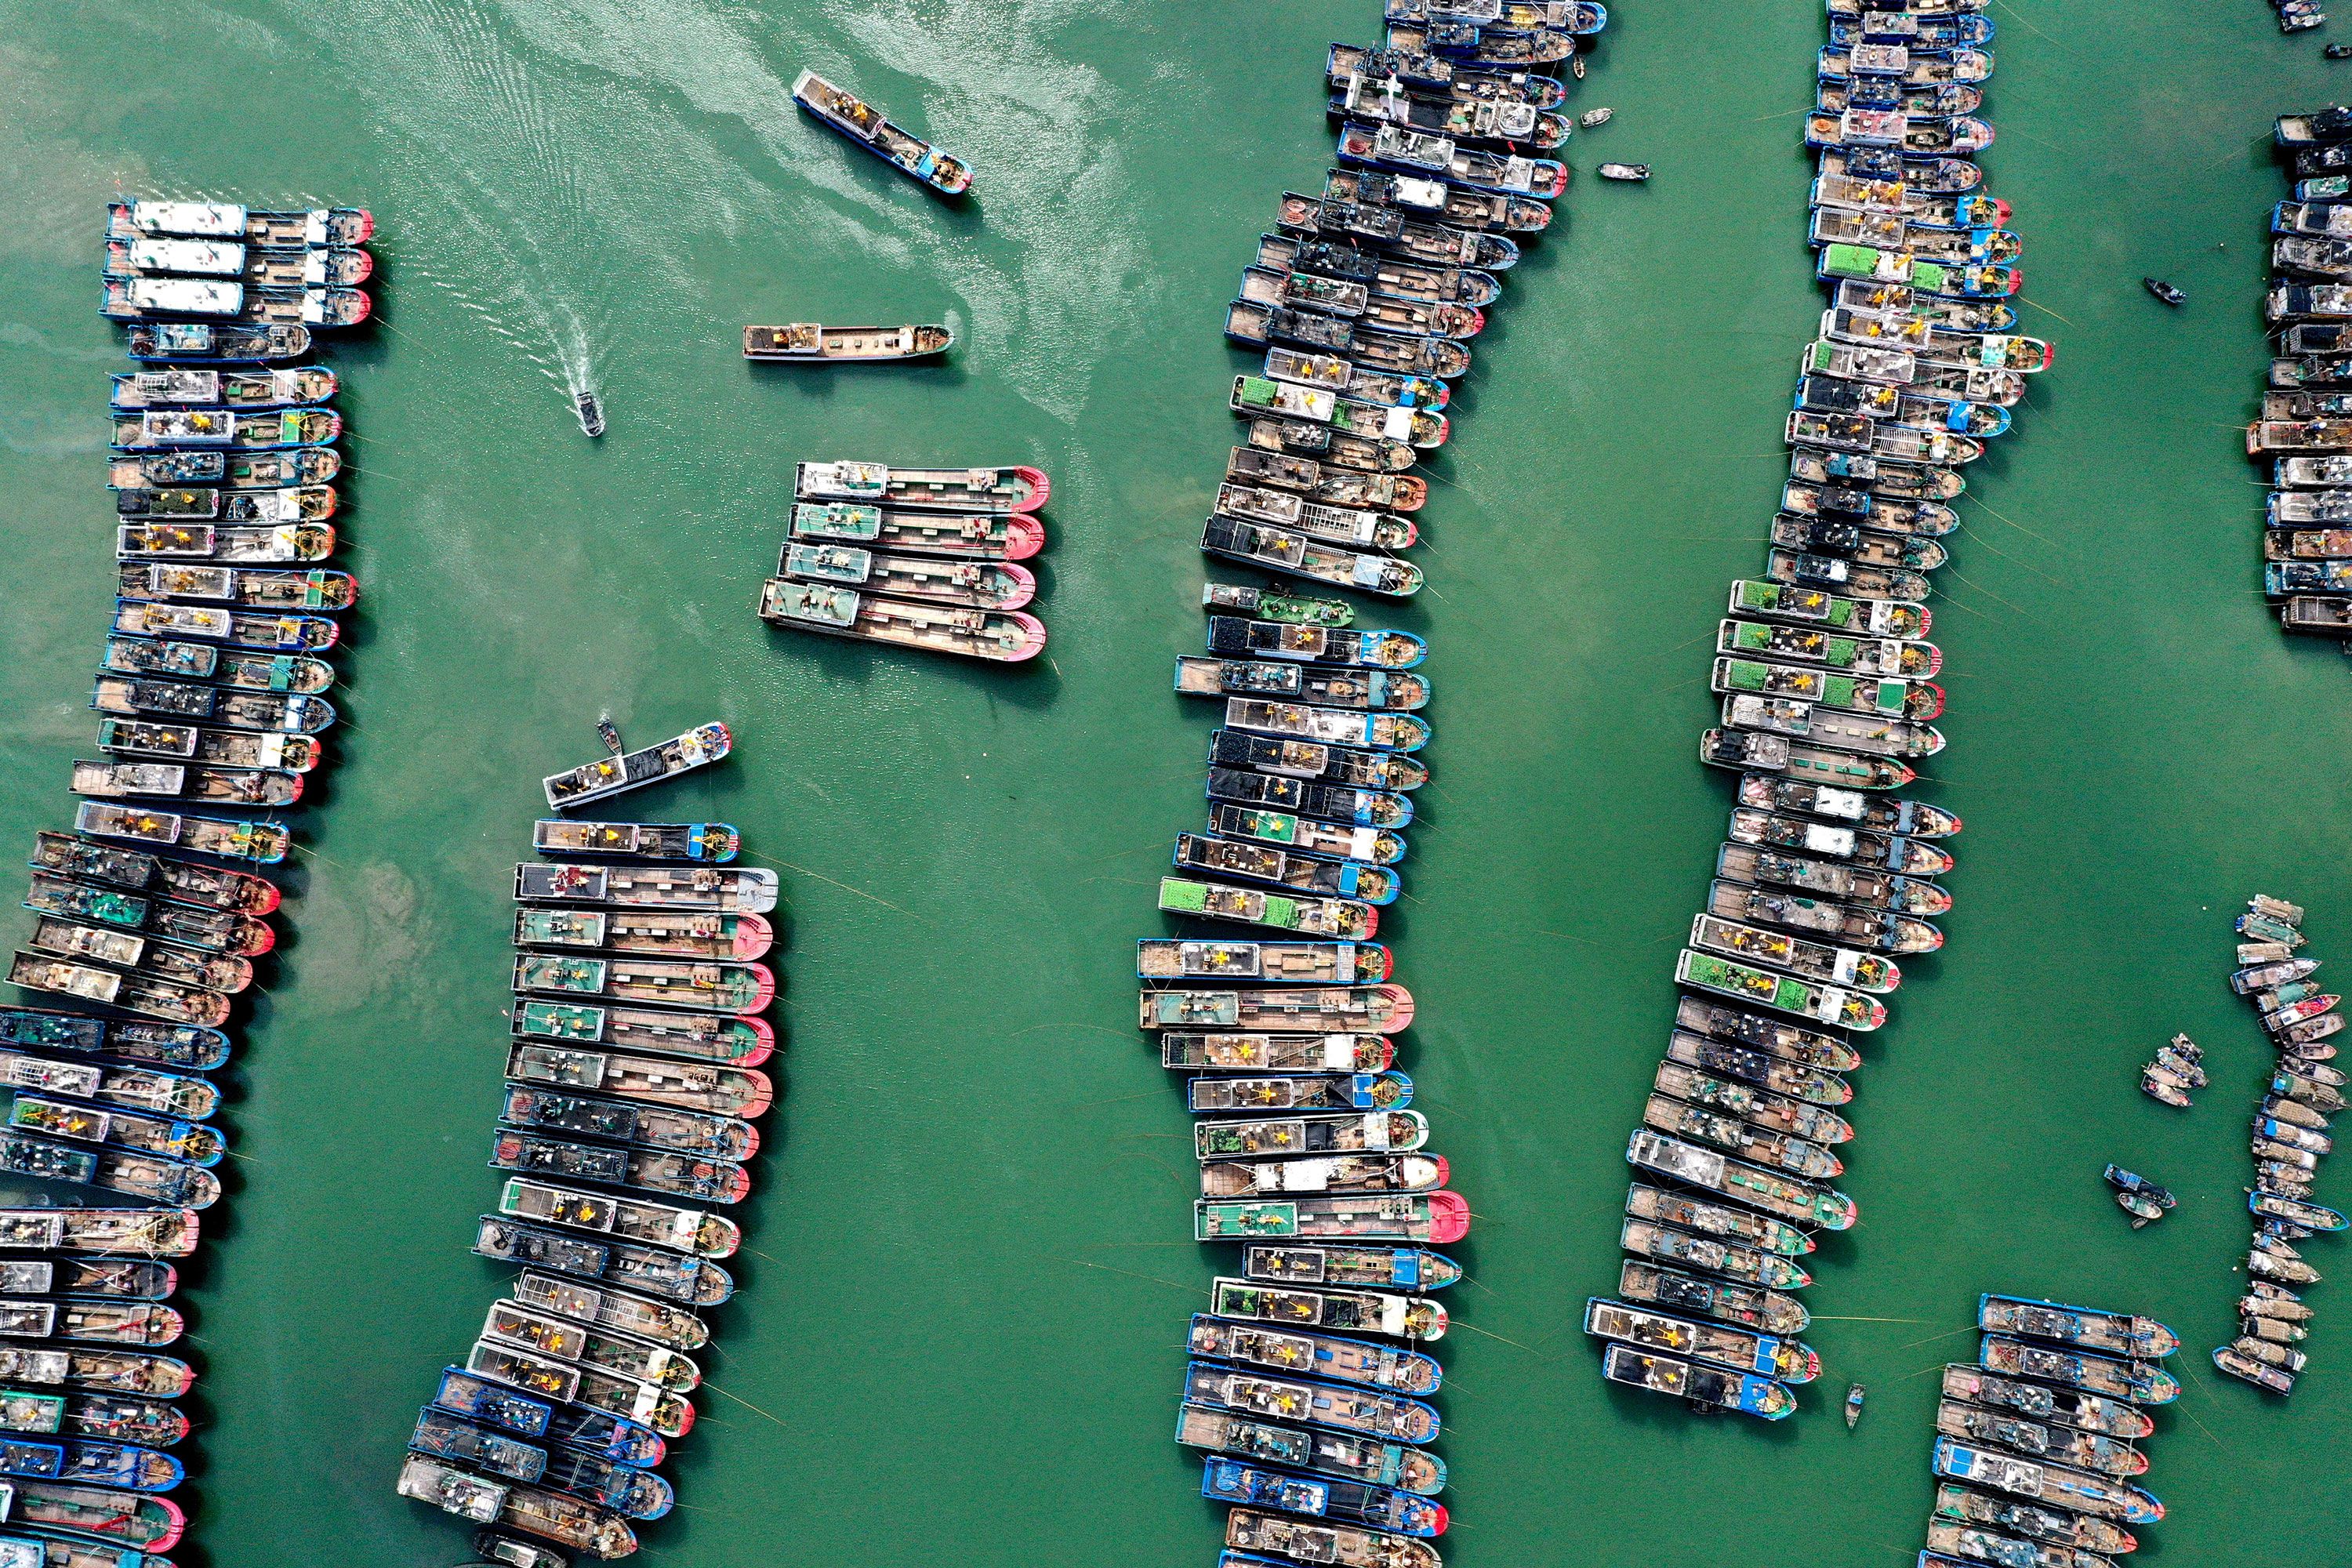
1598;162;1650;181
2104;1164;2174;1228
1581;107;1613;128
1845;1382;1865;1428
575;390;605;438
2330;43;2352;59
2143;277;2185;306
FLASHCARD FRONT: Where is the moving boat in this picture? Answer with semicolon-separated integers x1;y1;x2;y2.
1188;1312;1443;1395
1598;1342;1793;1418
125;321;310;362
793;460;1044;513
790;71;970;195
742;323;953;361
758;578;1047;662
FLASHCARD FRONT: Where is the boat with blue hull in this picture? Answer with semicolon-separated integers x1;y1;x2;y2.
1599;1342;1794;1417
1977;1294;2180;1359
1980;1335;2180;1403
789;71;969;196
1202;1457;1445;1537
1178;1403;1445;1495
1181;1359;1439;1443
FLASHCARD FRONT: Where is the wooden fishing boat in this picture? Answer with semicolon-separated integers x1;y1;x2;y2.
474;1214;732;1308
513;954;773;1018
1940;1365;2153;1441
1330;69;1568;148
1145;985;1414;1034
0;1052;217;1120
72;801;287;865
1200;1152;1446;1200
107;447;339;490
1321;167;1550;236
1163;1034;1396;1073
1182;1358;1437;1445
0;1252;178;1302
1216;485;1421;554
793;460;1044;514
1599;1342;1794;1419
1201;517;1424;599
432;1367;667;1466
0;1341;193;1406
1158;878;1377;939
1212;726;1428;791
1255;234;1499;310
1932;1439;2161;1526
1189;1312;1443;1396
1244;416;1416;477
2211;1346;2295;1395
503;1085;755;1167
1718;840;1951;916
1207;771;1414;834
125;321;310;362
758;578;1046;662
1625;1128;1858;1228
111;407;337;453
791;70;969;194
101;278;368;327
1934;1484;2137;1558
1232;374;1448;446
26;872;272;956
1192;1073;1411;1115
742;322;951;361
1208;617;1426;672
1207;803;1406;868
1666;1027;1851;1106
780;540;1033;609
4;953;224;1028
511;1000;771;1067
31;830;278;914
2250;1190;2349;1229
1171;836;1399;907
1276;191;1520;271
0;1210;197;1261
789;500;1043;562
1139;938;1392;985
1325;42;1567;107
1586;1298;1817;1382
1263;349;1448;413
1980;1335;2178;1404
1720;618;1940;681
1936;1399;2147;1479
1180;1404;1443;1498
1227;447;1428;513
110;367;337;412
1715;655;1943;723
397;1454;635;1559
1214;1276;1447;1342
1337;120;1566;199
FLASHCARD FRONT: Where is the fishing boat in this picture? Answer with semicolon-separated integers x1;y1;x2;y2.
432;1367;666;1468
1178;655;1425;710
497;1177;737;1261
1781;479;1958;539
1718;841;1949;916
1207;619;1425;673
499;1050;764;1120
114;485;336;524
1213;488;1419;554
1203;1457;1444;1537
1185;1358;1440;1444
2251;1191;2350;1229
1933;1485;2136;1558
1244;414;1417;476
789;501;1043;564
1940;1364;2154;1439
1226;448;1428;513
1200;1153;1446;1200
1189;1312;1443;1396
125;321;311;362
108;447;339;491
1722;690;1942;762
1223;697;1429;753
2212;1346;2296;1395
1232;373;1448;445
1932;1439;2161;1526
1737;775;1960;840
1214;1277;1446;1342
31;831;278;914
742;322;952;361
1598;1342;1793;1418
790;71;969;195
1816;78;1984;118
1936;1399;2147;1479
1689;913;1897;996
510;1000;771;1067
1162;1035;1396;1073
1336;121;1568;199
793;460;1045;514
1701;729;1915;791
1178;1403;1445;1497
396;1454;636;1559
1192;1073;1412;1115
540;724;729;812
1244;1243;1458;1294
1715;653;1944;721
757;578;1047;662
1275;191;1521;271
26;873;272;957
1728;804;1951;876
0;1130;216;1207
1206;772;1412;835
105;236;371;289
1980;1335;2178;1404
532;821;736;864
1323;42;1569;108
1730;578;1930;637
1826;12;1995;50
1385;18;1577;70
5;954;226;1028
116;563;356;614
93;719;318;775
1642;1089;1846;1180
1211;726;1428;791
0;1054;217;1120
1788;446;1965;505
1196;1110;1428;1164
107;200;372;247
1254;234;1500;310
1624;1129;1858;1229
0;1291;187;1347
1200;519;1422;599
1229;303;1472;379
71;802;287;866
1666;1026;1853;1105
93;672;332;731
110;367;337;412
1617;1258;1809;1335
1160;878;1377;939
1621;1212;1813;1287
512;954;773;1017
1207;804;1405;868
514;903;769;966
473;1214;733;1308
480;1298;702;1397
111;407;338;453
503;1084;755;1169
779;540;1034;611
1140;938;1392;986
1262;349;1449;413
1321;168;1552;234
108;279;368;328
1330;70;1567;149
1144;982;1411;1033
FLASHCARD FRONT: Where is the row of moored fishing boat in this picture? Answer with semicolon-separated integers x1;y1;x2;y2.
1151;4;1606;1566
0;197;375;1568
394;803;780;1560
757;461;1048;661
2250;108;2352;643
1907;1293;2175;1568
1587;0;2053;1418
2213;893;2344;1396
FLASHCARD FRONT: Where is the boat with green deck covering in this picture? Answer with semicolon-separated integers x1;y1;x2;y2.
1674;950;1884;1030
1729;579;1929;637
1718;618;1941;677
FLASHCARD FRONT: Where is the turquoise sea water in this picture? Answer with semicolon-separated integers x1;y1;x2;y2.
2;1;2350;1563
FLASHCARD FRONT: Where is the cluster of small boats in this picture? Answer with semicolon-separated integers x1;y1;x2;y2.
1590;0;2038;1421
757;461;1048;662
1907;1294;2173;1567
0;198;372;1568
2213;893;2344;1396
1151;4;1607;1562
394;813;779;1558
2250;111;2352;643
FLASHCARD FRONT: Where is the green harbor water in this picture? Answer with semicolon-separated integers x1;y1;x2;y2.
3;0;2352;1562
